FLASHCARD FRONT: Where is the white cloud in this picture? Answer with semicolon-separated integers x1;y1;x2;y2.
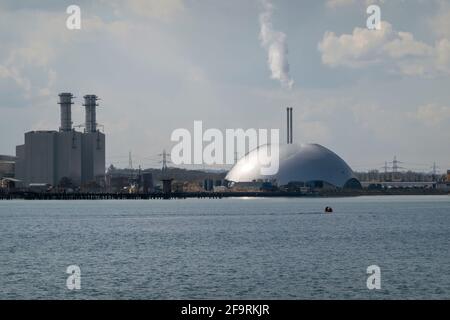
318;21;450;76
1;0;449;167
318;21;393;68
383;32;433;58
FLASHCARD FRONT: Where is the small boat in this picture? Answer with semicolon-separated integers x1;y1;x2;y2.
324;206;333;213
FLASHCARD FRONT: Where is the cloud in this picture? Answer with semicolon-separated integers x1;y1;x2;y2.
0;5;140;109
412;104;450;126
326;0;356;8
103;0;185;21
0;11;67;107
429;1;450;39
318;21;393;68
318;21;450;76
326;0;386;9
129;0;184;18
1;0;450;168
259;0;294;89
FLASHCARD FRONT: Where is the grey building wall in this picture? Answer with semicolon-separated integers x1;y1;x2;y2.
81;131;105;185
15;145;25;187
16;131;88;187
0;162;14;179
0;155;16;179
24;131;57;186
15;130;105;188
0;155;16;161
55;131;82;186
142;173;154;193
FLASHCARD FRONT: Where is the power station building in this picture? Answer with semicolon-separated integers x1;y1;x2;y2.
226;108;361;189
15;93;105;188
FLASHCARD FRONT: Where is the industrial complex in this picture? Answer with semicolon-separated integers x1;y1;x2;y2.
0;97;449;197
13;93;105;189
226;108;362;190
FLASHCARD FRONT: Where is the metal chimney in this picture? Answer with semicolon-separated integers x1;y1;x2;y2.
289;107;293;144
83;95;99;133
286;108;290;144
58;93;74;132
286;107;293;144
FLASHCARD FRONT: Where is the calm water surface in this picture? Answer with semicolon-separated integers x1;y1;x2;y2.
0;196;449;299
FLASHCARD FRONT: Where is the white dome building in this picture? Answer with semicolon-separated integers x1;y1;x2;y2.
226;143;361;189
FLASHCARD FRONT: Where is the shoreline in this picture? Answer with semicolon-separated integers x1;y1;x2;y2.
0;189;448;200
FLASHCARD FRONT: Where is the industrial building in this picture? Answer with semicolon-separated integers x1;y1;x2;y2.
14;93;105;188
0;155;17;190
105;166;154;193
226;108;362;190
0;155;15;178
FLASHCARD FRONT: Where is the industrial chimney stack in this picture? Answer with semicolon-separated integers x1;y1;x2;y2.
58;93;74;132
286;107;293;144
83;95;99;133
290;107;293;144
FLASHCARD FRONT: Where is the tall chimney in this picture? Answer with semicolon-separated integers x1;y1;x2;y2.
58;93;74;132
290;107;293;144
83;95;99;133
286;107;290;144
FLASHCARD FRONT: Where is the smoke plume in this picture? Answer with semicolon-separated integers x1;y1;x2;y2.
259;0;294;89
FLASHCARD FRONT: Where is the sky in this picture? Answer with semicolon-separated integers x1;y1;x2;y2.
0;0;449;172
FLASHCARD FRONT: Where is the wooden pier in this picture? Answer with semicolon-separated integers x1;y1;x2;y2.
0;189;446;200
0;191;317;200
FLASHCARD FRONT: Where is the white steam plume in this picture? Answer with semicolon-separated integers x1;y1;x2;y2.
259;0;294;89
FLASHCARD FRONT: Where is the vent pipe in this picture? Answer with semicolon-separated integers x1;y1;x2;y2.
287;107;290;144
290;107;293;144
83;95;99;133
58;93;74;132
286;107;293;144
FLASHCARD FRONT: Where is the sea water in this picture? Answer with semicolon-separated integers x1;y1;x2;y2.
0;196;449;299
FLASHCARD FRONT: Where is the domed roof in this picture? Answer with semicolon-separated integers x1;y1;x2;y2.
226;143;360;188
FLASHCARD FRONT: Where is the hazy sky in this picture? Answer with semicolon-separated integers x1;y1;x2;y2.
1;0;449;172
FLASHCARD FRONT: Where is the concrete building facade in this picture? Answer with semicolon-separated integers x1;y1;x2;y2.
0;155;16;179
81;131;105;185
15;93;105;188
